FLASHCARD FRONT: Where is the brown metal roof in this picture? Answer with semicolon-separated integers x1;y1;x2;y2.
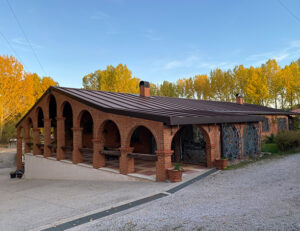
17;86;297;127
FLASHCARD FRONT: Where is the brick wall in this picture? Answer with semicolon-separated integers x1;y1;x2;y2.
261;115;290;138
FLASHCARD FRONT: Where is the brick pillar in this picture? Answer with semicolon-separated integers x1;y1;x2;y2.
119;147;134;175
23;124;31;153
16;136;23;170
33;128;41;155
206;143;215;168
92;139;105;168
24;137;31;153
44;118;52;157
72;127;83;164
56;117;66;160
155;150;173;181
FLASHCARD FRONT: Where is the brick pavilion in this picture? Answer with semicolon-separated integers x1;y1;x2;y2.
15;81;297;181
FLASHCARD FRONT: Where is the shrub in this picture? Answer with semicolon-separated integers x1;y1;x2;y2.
261;143;279;153
263;133;275;144
173;163;183;171
275;130;300;152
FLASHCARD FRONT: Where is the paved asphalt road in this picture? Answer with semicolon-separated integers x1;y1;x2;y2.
71;154;300;231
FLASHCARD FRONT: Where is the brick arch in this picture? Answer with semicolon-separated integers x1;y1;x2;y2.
97;119;121;142
76;109;94;127
17;125;24;138
96;119;123;149
125;124;160;150
25;117;33;131
77;110;94;149
24;117;34;153
46;94;57;121
35;107;44;128
169;125;212;167
45;93;56;104
57;100;73;118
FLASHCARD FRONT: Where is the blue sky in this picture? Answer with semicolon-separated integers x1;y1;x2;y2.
1;0;300;87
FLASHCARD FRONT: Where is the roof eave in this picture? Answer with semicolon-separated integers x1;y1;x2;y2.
168;115;264;126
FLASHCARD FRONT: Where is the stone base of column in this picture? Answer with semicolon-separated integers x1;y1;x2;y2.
44;147;52;158
93;152;105;168
72;127;83;164
72;149;82;164
155;150;173;181
56;147;65;161
119;147;134;175
92;139;105;169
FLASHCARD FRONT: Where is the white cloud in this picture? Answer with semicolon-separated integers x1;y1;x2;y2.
247;40;300;65
165;60;183;69
144;29;162;41
160;39;300;73
90;11;109;20
163;55;235;71
11;37;42;51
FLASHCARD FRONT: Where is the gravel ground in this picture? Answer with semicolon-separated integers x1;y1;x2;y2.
0;150;16;168
71;154;300;231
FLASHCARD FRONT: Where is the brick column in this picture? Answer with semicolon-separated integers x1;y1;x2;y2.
56;117;66;160
72;127;83;164
33;128;41;155
44;118;52;157
119;147;134;174
23;124;31;153
206;143;215;168
92;139;105;168
155;150;173;181
24;137;31;153
16;136;23;170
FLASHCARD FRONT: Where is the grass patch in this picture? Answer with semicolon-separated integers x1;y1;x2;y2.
225;147;300;170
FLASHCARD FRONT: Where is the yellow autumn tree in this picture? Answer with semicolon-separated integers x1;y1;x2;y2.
82;64;140;94
194;74;210;100
0;55;57;139
184;78;195;99
0;56;25;128
176;79;185;98
210;69;235;101
244;67;268;105
281;63;300;108
261;59;281;108
82;58;300;109
233;65;248;97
